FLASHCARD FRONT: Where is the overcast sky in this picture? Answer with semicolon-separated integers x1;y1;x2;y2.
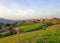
0;0;60;20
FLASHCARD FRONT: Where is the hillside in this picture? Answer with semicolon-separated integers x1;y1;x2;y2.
0;24;60;43
19;22;53;32
19;23;44;32
46;24;60;30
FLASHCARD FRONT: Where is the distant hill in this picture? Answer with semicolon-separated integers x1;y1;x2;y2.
0;18;18;24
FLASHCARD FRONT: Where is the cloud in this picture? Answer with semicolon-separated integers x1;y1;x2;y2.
0;4;60;20
0;0;60;20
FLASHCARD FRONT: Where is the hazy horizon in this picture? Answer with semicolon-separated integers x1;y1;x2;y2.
0;0;60;20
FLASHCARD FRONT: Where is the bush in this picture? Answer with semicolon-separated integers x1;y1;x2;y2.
43;22;54;27
0;33;3;38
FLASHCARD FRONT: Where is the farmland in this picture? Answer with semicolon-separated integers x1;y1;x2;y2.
0;23;60;43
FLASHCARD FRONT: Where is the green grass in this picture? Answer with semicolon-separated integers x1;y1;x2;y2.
0;32;8;35
46;24;60;30
21;23;31;26
0;24;60;43
19;22;53;32
19;23;44;32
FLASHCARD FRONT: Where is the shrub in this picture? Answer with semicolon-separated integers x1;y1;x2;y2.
43;22;54;26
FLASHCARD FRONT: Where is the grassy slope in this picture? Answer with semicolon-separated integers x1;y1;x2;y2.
46;24;60;30
19;23;44;32
0;25;60;43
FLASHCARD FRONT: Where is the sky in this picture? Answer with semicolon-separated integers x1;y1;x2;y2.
0;0;60;20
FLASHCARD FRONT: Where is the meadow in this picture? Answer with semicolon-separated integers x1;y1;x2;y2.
0;23;60;43
19;22;53;32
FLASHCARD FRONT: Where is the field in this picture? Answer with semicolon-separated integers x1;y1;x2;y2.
19;22;53;32
0;24;60;43
19;23;44;32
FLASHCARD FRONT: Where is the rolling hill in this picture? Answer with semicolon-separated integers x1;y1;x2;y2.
0;24;60;43
0;18;19;24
